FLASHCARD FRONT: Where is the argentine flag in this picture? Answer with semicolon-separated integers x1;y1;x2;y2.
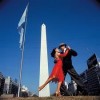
18;4;29;50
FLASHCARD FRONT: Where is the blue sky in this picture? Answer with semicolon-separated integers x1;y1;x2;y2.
0;0;100;95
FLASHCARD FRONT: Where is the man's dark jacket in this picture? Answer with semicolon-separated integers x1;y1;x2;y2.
63;49;77;70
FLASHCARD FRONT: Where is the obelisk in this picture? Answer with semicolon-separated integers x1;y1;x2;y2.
39;23;50;97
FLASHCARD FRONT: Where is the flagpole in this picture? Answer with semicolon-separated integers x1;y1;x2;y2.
18;3;29;97
18;35;24;97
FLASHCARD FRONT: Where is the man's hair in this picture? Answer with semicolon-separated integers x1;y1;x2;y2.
59;43;67;49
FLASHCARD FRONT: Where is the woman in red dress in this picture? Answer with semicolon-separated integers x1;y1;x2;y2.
38;48;70;96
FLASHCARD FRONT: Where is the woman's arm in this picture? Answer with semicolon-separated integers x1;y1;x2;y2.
59;49;70;57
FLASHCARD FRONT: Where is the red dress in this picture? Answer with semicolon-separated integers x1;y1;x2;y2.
49;50;69;82
49;59;64;82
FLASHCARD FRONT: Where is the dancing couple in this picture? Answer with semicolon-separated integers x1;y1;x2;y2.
38;43;85;96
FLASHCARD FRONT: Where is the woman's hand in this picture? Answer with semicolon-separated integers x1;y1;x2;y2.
67;46;71;50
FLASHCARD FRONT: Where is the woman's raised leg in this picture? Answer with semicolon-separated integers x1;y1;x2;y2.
38;76;55;91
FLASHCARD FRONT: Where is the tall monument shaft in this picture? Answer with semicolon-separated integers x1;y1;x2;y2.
39;23;50;97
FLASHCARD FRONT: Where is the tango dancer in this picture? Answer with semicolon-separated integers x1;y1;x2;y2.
38;48;70;96
59;43;85;96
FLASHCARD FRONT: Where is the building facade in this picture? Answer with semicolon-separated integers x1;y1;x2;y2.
68;80;77;96
4;76;18;96
87;66;100;95
80;70;88;93
0;72;5;96
80;54;100;95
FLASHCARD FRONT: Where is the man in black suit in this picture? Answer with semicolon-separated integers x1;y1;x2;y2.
59;43;84;96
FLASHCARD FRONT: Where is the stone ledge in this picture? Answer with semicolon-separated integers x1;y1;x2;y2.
0;96;100;100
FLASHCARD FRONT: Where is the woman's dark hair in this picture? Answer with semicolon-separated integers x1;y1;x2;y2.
51;48;56;58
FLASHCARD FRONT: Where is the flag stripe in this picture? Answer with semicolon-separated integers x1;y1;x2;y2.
18;4;28;50
18;5;28;27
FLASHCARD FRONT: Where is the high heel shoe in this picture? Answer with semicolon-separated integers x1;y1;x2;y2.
55;91;61;97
